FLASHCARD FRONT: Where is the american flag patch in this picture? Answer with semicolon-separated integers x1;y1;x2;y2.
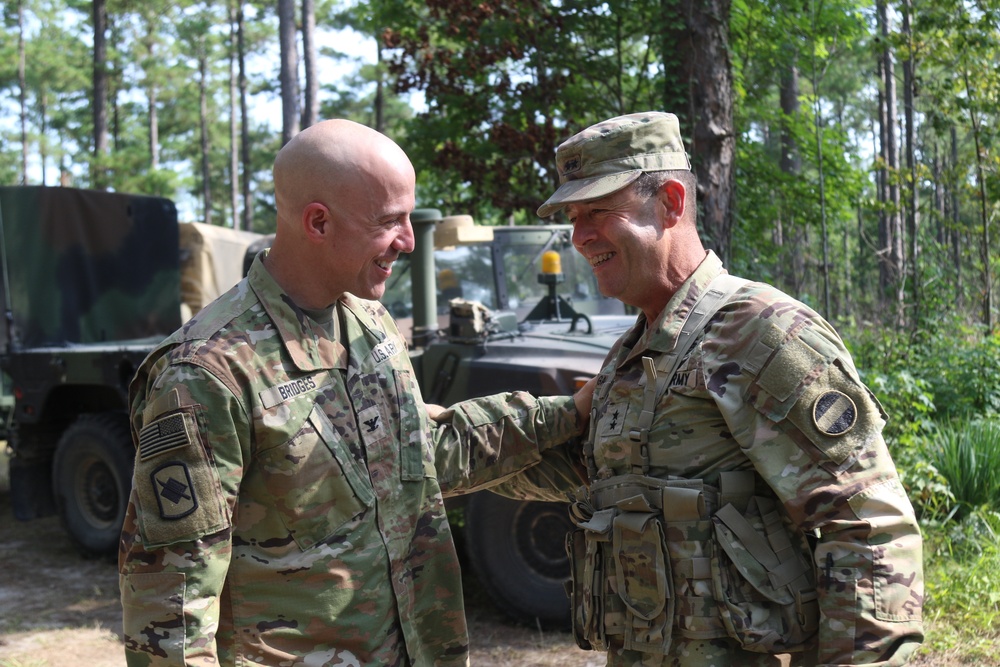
139;413;193;461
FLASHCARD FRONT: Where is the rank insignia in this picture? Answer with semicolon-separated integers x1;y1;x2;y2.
152;462;198;520
561;156;581;175
813;390;857;436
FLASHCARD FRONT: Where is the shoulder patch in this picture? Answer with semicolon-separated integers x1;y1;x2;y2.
151;461;199;519
139;413;195;461
813;390;857;436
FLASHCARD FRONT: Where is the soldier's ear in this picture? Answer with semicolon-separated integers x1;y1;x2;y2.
660;179;686;229
301;202;331;243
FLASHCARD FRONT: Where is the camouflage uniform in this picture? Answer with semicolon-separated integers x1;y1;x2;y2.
540;252;922;667
524;110;923;667
119;252;583;667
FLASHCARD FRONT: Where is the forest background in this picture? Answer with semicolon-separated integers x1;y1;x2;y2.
2;0;999;663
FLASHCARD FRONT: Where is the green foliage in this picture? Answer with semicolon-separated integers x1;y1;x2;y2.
858;365;936;447
920;509;1000;660
851;321;1000;429
924;420;1000;519
897;458;954;523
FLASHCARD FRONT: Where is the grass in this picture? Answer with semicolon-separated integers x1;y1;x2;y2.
911;419;1000;664
920;509;1000;664
926;420;1000;518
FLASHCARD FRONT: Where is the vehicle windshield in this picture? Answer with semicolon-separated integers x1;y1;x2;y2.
381;226;625;321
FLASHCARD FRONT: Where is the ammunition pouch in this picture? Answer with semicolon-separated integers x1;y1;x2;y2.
566;471;818;656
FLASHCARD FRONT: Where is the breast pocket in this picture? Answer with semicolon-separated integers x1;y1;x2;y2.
257;405;375;550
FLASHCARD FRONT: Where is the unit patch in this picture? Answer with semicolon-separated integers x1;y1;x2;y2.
139;413;194;461
813;390;857;436
151;461;198;520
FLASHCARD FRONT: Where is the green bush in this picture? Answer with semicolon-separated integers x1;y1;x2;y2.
849;322;1000;431
924;420;1000;520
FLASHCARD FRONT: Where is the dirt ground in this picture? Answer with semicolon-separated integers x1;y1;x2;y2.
0;458;988;667
0;477;601;667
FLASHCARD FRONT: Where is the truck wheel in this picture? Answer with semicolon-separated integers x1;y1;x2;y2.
464;492;572;629
52;413;135;557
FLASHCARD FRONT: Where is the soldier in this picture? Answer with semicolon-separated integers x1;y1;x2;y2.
119;119;592;666
533;112;924;666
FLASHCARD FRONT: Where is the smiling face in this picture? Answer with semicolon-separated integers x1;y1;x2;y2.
567;175;699;322
568;186;668;319
322;154;416;301
269;120;417;308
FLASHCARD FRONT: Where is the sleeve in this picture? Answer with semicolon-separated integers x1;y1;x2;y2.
119;353;250;667
707;309;923;667
431;392;586;499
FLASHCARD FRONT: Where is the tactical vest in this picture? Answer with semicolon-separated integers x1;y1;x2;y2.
565;274;819;656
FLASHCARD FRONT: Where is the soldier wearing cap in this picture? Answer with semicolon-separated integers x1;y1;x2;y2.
527;112;924;665
119;119;593;667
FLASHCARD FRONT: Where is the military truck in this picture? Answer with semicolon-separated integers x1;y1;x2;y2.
0;185;263;555
382;210;632;627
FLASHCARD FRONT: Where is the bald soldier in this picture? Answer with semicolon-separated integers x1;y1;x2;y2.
119;119;592;667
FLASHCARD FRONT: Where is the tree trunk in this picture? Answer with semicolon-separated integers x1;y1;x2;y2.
951;125;961;307
229;0;240;229
199;37;212;225
963;69;993;333
144;24;160;171
375;32;385;133
238;0;253;231
301;0;318;129
18;1;28;185
92;0;109;189
39;91;48;185
278;0;300;145
877;0;904;325
779;61;802;294
661;0;735;264
903;0;919;325
110;16;121;154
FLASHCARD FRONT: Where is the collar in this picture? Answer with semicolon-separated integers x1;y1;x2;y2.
247;251;351;372
618;251;726;366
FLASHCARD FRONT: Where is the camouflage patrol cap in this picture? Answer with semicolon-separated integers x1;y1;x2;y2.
537;112;691;218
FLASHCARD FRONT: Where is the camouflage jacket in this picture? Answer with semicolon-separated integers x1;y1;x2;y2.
119;253;583;667
500;252;924;666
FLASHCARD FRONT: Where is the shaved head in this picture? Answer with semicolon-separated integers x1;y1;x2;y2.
265;120;417;308
273;119;412;232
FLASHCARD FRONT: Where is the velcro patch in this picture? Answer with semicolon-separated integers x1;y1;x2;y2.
813;390;857;436
370;337;402;365
151;462;199;520
139;413;194;461
259;376;327;409
357;405;386;440
601;403;628;437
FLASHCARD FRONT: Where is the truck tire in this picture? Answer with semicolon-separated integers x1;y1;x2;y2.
52;413;135;557
464;492;572;629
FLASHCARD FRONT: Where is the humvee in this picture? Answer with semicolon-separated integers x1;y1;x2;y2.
0;186;263;555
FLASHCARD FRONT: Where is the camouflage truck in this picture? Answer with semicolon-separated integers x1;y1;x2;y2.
0;185;262;556
383;210;632;627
